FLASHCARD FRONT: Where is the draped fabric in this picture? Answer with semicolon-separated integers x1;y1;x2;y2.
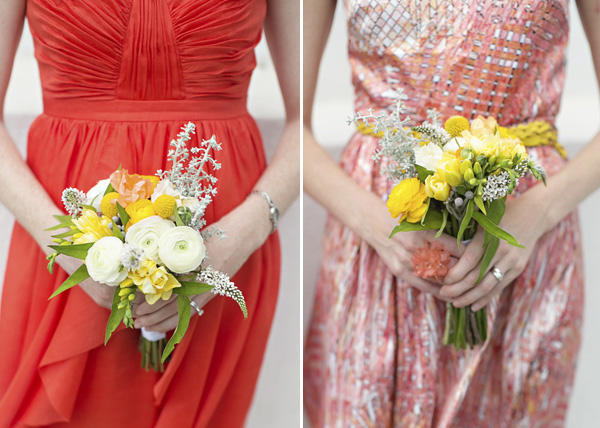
304;1;584;427
0;1;280;427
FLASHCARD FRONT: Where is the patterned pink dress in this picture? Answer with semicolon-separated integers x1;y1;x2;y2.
304;1;584;427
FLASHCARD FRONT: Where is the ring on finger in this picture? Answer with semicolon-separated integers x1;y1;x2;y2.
190;300;204;317
491;267;504;282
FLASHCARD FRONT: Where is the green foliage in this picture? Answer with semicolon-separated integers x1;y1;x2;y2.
49;264;90;299
49;243;94;260
174;281;214;295
415;164;434;182
105;287;126;345
435;209;448;239
162;295;192;363
456;199;474;247
116;202;130;227
472;212;523;248
476;236;500;284
389;209;444;237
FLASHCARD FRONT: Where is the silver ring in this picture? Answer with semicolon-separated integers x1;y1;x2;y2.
491;267;504;282
190;299;204;317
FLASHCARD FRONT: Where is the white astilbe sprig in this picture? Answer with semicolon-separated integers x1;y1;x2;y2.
482;171;511;202
120;243;145;270
197;267;247;318
157;123;223;230
61;188;87;216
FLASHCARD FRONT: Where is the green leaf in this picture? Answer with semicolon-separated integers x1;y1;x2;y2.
116;202;130;227
49;264;90;299
173;281;214;295
51;229;79;239
472;212;524;248
49;243;94;260
415;164;435;182
435;209;448;239
456;199;474;247
162;295;191;363
104;183;116;196
79;204;97;212
105;287;126;345
528;161;547;185
476;236;500;284
46;252;58;274
53;214;72;223
112;221;123;240
173;207;185;227
484;199;505;245
389;209;444;237
473;196;486;215
45;215;74;231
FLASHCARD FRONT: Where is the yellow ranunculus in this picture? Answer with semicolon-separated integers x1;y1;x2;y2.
72;208;113;244
435;153;462;187
387;178;428;223
126;199;156;226
140;175;160;193
425;174;451;202
128;259;181;304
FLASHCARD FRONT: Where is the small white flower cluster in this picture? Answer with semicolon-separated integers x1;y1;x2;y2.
197;267;247;318
61;188;87;216
157;123;223;231
513;159;529;177
120;243;145;270
201;226;228;242
482;171;511;202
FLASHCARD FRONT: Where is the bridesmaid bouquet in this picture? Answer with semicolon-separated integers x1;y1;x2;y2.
350;93;546;349
45;123;247;371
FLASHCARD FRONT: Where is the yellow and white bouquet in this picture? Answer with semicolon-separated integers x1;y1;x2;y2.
351;93;546;349
46;123;246;371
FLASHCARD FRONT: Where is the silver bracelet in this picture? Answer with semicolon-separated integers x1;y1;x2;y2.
190;299;204;317
248;190;279;234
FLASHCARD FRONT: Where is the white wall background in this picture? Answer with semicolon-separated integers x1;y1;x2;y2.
304;2;600;428
1;22;300;428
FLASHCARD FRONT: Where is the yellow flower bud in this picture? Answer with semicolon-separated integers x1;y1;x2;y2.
464;168;475;182
425;174;451;202
460;159;472;175
473;162;483;178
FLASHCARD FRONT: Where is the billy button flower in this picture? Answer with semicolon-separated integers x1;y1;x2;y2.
153;194;177;219
444;116;470;138
100;192;120;218
387;178;429;223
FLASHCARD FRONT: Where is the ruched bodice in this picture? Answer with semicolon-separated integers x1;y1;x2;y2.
27;0;265;119
345;0;569;125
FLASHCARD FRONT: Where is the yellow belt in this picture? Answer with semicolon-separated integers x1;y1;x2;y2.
356;120;567;159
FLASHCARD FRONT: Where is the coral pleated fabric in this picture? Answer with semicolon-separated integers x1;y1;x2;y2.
305;1;584;427
0;1;280;427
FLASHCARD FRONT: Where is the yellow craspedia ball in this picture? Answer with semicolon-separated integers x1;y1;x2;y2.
153;194;177;219
444;116;470;138
100;192;120;218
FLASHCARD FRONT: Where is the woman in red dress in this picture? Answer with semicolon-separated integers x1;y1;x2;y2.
0;1;299;427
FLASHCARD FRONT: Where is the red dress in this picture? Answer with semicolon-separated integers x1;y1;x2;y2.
0;1;280;427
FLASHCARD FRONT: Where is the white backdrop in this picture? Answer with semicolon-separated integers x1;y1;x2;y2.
304;2;600;428
1;22;300;428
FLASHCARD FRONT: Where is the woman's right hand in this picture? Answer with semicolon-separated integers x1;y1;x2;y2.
357;197;463;301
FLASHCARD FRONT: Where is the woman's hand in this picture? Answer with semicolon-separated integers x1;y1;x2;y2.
439;191;548;311
358;196;463;301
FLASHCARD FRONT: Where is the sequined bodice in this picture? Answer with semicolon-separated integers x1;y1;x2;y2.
345;0;569;125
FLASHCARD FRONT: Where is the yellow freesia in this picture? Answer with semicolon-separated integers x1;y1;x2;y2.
71;208;113;244
387;178;428;223
127;259;181;304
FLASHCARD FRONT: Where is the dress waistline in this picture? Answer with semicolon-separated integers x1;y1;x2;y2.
42;96;248;121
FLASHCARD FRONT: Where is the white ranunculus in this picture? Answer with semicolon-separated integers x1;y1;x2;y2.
414;142;444;171
125;216;175;263
86;179;111;211
85;236;128;286
158;226;206;274
151;179;181;203
443;137;465;153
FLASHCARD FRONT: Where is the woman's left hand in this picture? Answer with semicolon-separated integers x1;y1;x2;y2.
439;191;548;311
133;194;273;332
